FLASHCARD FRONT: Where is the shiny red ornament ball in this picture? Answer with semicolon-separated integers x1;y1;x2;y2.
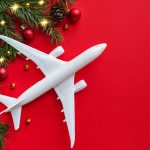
22;28;35;41
69;8;81;21
0;67;8;80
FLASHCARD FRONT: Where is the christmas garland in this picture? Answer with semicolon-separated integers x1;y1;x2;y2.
0;0;76;67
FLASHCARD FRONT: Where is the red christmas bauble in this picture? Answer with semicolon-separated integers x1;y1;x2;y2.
20;24;35;41
0;67;8;80
69;8;81;21
23;28;35;41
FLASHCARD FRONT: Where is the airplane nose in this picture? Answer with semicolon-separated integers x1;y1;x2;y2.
96;43;107;49
101;43;107;50
95;43;107;54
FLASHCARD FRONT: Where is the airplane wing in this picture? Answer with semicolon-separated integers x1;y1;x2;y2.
54;75;75;148
0;35;66;76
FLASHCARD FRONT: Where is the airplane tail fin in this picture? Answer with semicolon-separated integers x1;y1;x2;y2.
0;95;22;130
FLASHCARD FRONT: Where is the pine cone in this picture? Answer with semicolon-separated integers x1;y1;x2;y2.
50;3;66;22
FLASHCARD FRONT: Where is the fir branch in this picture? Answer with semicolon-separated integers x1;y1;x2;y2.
0;11;23;44
45;26;64;45
0;120;11;150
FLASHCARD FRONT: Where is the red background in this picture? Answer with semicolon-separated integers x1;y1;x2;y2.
1;0;150;150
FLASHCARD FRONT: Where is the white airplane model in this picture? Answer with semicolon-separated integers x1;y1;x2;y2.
0;35;107;148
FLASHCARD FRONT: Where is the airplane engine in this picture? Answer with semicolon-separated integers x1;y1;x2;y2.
74;80;87;93
49;46;64;58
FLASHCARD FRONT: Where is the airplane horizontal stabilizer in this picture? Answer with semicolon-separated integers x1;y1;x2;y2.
0;97;26;115
0;95;17;107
